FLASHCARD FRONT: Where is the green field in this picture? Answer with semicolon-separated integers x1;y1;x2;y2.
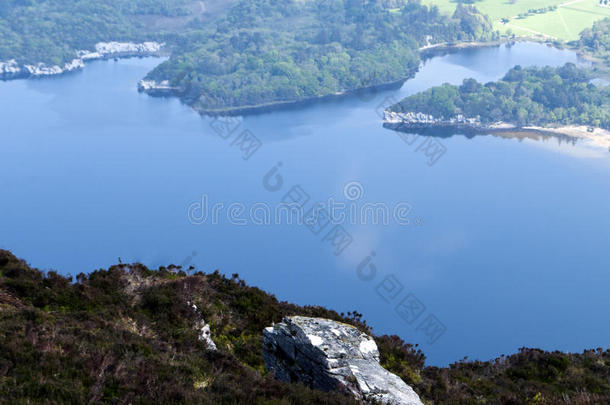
423;0;610;41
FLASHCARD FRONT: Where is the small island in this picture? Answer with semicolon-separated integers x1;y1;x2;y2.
384;63;610;148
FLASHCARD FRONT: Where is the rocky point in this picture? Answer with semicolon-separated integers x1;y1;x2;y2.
263;316;423;405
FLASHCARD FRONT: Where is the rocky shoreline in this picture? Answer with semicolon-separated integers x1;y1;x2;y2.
137;79;178;96
418;40;507;59
418;38;561;60
383;110;498;136
184;77;411;116
136;41;550;117
0;38;565;117
0;41;163;80
383;110;610;149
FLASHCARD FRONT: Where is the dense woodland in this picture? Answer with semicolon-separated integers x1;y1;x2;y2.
0;0;195;66
579;17;610;67
144;0;495;112
0;0;496;112
2;2;610;116
389;63;610;129
1;250;608;404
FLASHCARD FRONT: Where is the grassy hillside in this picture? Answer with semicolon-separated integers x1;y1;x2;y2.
424;0;564;21
1;250;608;404
423;0;610;41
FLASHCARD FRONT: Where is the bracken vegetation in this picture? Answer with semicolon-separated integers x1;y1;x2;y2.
1;250;608;404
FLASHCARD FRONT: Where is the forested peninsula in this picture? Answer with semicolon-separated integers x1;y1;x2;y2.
0;0;496;114
142;0;495;114
384;63;610;143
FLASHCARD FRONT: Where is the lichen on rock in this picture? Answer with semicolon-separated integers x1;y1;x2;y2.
263;316;423;405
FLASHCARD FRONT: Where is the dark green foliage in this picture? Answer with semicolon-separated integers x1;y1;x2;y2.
0;250;365;404
1;249;608;404
390;63;610;129
579;17;610;67
376;334;426;387
0;0;194;65
418;348;610;404
144;0;496;113
0;0;495;112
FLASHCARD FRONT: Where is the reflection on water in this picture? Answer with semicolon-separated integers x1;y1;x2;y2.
384;123;581;145
1;42;609;366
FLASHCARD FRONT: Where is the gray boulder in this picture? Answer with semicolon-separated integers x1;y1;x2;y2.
262;316;423;405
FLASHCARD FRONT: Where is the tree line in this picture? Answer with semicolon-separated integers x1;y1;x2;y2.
389;63;610;129
144;0;497;112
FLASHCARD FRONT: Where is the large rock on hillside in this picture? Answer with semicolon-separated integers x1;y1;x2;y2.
262;316;423;405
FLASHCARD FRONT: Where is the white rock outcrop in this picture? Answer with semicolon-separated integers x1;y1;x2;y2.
384;110;479;125
93;41;162;57
137;79;177;95
188;302;217;350
1;41;163;80
263;316;423;405
23;58;84;77
0;59;22;79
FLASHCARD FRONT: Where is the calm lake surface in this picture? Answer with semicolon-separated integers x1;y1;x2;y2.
1;43;609;366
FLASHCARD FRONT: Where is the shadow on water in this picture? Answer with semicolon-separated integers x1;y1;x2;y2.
382;122;580;146
4;41;609;367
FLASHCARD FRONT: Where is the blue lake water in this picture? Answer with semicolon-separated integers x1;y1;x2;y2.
1;42;609;366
